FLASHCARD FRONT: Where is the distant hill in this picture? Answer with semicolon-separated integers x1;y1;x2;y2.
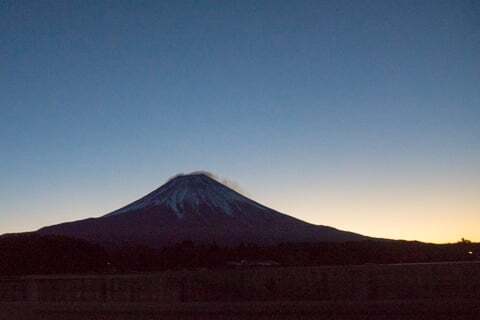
37;172;367;247
0;233;108;275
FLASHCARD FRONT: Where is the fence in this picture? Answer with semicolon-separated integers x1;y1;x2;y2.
1;261;479;304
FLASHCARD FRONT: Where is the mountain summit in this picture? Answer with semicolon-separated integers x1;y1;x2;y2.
38;172;367;246
105;173;268;220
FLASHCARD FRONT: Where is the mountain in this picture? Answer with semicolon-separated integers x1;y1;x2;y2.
38;173;367;247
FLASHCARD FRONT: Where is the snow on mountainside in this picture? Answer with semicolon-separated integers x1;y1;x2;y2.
38;172;368;246
106;173;267;219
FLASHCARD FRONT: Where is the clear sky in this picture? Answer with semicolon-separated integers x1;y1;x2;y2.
1;0;479;243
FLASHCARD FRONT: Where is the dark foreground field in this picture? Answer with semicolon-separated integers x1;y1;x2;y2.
1;261;479;319
3;300;480;320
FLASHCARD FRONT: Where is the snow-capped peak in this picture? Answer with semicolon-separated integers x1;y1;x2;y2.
105;173;266;218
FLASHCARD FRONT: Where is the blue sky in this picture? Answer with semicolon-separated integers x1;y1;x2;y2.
1;0;479;242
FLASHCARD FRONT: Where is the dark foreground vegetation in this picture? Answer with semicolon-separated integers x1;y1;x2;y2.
0;233;478;276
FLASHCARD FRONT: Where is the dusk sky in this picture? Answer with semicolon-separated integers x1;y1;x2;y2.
1;0;479;243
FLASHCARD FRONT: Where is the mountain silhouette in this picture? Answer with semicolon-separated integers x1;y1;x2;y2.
38;173;367;246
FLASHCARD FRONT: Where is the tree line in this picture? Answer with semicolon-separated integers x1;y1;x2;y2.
0;233;478;275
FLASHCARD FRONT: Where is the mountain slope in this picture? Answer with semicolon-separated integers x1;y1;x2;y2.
38;173;367;246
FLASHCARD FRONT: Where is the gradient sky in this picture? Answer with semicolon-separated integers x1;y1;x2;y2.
1;0;479;243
